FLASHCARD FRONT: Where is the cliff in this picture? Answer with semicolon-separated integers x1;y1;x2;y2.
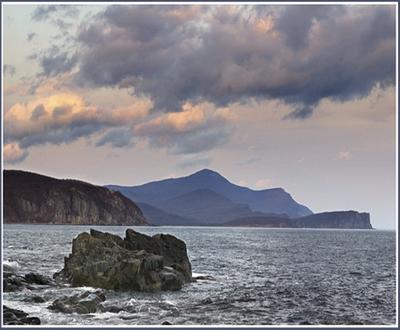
224;211;373;229
3;170;147;225
294;211;373;229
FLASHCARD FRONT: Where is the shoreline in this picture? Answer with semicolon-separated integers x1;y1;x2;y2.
3;222;390;231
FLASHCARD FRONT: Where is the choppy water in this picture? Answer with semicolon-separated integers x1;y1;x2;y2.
3;225;397;325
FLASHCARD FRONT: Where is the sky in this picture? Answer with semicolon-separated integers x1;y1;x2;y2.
2;4;397;229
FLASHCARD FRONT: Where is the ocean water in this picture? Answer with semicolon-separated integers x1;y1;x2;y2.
2;225;397;326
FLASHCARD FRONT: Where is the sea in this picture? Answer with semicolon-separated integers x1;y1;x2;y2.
2;224;397;326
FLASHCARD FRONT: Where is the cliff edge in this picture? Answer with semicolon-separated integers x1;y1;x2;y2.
4;170;147;226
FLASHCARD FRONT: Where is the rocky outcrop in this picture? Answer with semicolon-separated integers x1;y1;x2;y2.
224;211;373;229
54;229;192;292
48;290;106;314
3;306;41;325
4;170;147;225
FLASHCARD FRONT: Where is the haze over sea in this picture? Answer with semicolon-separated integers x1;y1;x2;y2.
3;224;396;326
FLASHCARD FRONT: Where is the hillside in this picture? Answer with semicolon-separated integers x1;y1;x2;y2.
4;170;147;226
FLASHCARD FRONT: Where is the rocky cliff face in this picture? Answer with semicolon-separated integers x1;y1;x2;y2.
4;170;147;225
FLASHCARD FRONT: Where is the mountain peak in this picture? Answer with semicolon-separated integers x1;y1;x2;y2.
192;168;221;176
190;168;225;179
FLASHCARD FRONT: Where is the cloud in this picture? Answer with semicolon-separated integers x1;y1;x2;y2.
3;64;16;76
64;4;395;119
276;5;342;50
337;151;352;160
3;143;29;164
4;93;150;150
134;102;233;154
4;90;228;156
95;128;134;148
40;47;78;76
237;157;262;166
32;5;79;21
27;33;37;42
177;157;211;169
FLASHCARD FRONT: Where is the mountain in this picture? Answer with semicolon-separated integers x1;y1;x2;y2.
136;202;196;226
107;169;312;222
4;170;147;226
223;211;373;229
158;188;263;224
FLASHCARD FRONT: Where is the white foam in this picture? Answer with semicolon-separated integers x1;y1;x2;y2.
192;272;207;277
3;259;20;270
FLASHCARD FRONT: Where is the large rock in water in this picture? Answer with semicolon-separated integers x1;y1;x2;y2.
4;170;147;225
54;229;192;292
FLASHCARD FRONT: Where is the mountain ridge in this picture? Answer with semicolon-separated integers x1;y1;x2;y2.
107;168;312;220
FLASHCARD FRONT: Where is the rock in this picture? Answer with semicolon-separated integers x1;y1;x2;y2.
23;295;46;303
48;290;106;314
162;321;172;325
124;229;192;282
199;297;213;305
4;271;54;292
24;272;53;285
104;306;124;313
3;306;41;325
54;229;192;292
3;273;29;292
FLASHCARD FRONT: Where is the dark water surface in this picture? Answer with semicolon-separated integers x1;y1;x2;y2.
3;225;397;325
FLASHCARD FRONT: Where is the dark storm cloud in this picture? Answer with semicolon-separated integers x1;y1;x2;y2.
18;124;104;149
275;5;342;50
95;128;134;148
4;64;16;76
40;47;77;76
32;5;79;21
71;4;395;119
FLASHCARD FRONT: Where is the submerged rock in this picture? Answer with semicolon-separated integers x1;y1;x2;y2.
48;290;106;314
3;306;41;325
23;295;47;303
54;229;192;292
